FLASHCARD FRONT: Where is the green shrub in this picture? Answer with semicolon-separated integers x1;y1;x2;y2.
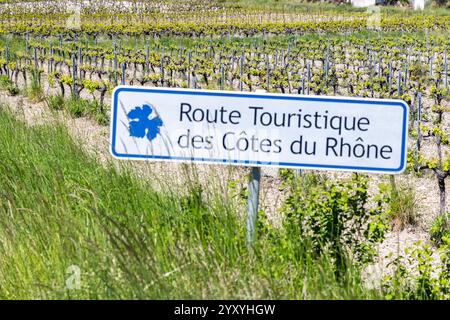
280;172;389;272
65;97;86;117
6;83;19;96
384;182;419;230
45;95;65;111
0;75;19;96
64;97;108;124
0;74;11;88
94;111;109;126
430;213;450;246
382;243;450;300
27;69;44;101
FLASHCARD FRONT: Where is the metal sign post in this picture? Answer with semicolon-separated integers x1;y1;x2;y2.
247;166;260;248
246;89;266;248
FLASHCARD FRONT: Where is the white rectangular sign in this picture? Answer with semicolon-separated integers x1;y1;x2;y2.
110;86;409;174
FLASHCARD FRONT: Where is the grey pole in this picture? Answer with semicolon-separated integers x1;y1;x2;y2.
247;89;265;248
247;165;261;248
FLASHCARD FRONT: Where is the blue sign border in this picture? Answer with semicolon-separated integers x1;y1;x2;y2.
111;87;409;173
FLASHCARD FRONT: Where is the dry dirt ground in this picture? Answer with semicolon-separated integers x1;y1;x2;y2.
0;89;446;287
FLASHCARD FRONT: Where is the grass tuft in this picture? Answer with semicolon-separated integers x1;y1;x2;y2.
387;182;419;231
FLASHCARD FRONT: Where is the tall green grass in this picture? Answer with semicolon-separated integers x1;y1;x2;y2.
0;106;381;299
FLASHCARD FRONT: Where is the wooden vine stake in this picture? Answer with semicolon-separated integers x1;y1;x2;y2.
222;64;226;90
121;62;126;85
417;92;422;152
266;54;270;91
5;45;9;78
145;42;149;75
71;53;77;99
239;53;244;92
444;47;448;88
161;48;165;86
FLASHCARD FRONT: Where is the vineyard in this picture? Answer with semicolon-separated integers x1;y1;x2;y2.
0;0;450;300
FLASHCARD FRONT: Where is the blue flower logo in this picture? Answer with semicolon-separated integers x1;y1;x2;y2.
127;104;163;142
